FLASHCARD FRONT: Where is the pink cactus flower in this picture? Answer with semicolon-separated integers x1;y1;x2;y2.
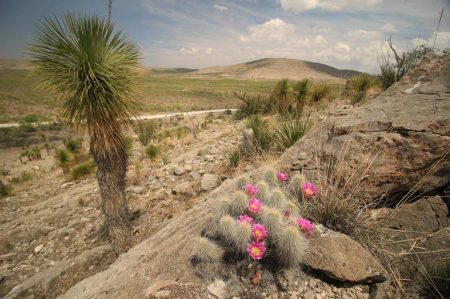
276;171;289;182
297;217;314;235
302;182;317;198
247;198;262;214
283;210;290;218
237;215;254;224
247;241;266;261
243;183;259;197
252;224;268;242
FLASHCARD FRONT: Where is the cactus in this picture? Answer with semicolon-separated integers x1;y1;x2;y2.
192;237;223;264
263;168;278;186
217;197;232;217
274;226;307;267
230;191;249;216
231;222;252;254
268;188;287;209
218;215;236;246
258;207;283;238
256;180;270;203
289;174;307;199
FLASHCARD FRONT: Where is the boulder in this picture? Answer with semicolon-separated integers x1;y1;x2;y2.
303;230;386;284
201;174;219;191
280;52;450;204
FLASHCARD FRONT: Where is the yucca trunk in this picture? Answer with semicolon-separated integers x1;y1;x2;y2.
90;130;131;254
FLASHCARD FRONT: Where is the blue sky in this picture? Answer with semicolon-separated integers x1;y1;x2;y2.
1;0;449;72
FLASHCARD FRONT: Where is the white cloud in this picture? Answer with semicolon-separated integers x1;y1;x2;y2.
213;4;228;11
240;18;296;42
280;0;382;12
347;29;382;40
411;31;450;50
381;22;396;33
335;42;351;52
179;47;199;55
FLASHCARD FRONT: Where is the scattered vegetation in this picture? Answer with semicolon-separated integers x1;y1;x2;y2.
122;135;134;157
293;79;310;115
64;137;83;154
11;171;33;184
55;149;73;174
271;79;291;114
133;120;157;146
70;161;95;180
145;144;160;159
228;148;241;168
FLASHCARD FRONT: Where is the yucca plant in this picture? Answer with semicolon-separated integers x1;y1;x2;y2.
28;14;141;254
276;115;312;149
272;79;291;115
294;79;310;114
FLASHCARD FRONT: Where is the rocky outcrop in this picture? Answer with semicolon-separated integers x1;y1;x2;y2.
281;52;450;203
304;227;386;283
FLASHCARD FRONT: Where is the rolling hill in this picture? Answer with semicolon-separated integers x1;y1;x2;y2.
193;58;360;81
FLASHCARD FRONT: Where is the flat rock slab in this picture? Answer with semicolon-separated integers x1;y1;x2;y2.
304;231;386;284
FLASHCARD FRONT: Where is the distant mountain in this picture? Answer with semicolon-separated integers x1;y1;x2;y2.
193;58;360;81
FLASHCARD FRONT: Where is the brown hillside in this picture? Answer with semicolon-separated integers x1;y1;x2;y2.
193;58;360;81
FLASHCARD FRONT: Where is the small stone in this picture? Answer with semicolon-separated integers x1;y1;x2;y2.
173;182;194;195
154;290;171;298
207;279;227;299
184;164;192;172
304;290;315;299
201;174;219;191
34;244;44;254
154;170;165;179
131;186;144;194
204;155;214;162
173;166;185;176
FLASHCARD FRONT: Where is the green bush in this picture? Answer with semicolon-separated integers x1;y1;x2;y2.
228;148;241;168
245;115;273;152
310;82;331;103
348;74;376;104
64;138;82;153
0;180;12;198
55;148;73;173
378;42;432;90
134;120;157;146
70;161;95;180
276;115;312;149
145;144;160;159
12;171;33;184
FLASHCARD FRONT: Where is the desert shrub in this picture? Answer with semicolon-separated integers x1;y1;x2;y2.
145;144;160;159
276;115;312;149
70;161;95;180
0;180;12;198
272;79;291;115
378;41;432;90
175;126;190;140
293;79;310;114
19;114;49;124
347;73;376;104
228;148;241;168
12;171;33;184
245;115;274;152
55;148;73;174
64;138;82;153
134;120;157;146
197;168;309;270
233;92;274;117
426;262;450;298
310;82;331;103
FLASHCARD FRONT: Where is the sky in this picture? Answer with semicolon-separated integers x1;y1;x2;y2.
0;0;449;72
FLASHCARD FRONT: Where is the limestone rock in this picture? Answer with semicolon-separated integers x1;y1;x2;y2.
201;174;219;191
34;244;44;254
303;231;386;283
207;279;227;299
173;182;194;196
280;52;450;204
